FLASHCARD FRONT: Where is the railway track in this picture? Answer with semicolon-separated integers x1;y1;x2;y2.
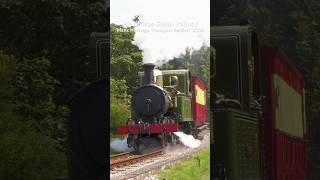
110;150;164;170
110;130;210;179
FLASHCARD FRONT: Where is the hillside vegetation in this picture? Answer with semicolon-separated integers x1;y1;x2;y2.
0;0;107;178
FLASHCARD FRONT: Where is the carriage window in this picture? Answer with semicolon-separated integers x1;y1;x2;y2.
170;76;178;86
156;75;163;86
212;35;241;102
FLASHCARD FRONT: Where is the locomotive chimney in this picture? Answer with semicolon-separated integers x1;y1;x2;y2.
143;63;155;85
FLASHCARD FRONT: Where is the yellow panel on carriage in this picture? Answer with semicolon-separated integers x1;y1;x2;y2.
195;85;205;106
273;74;304;138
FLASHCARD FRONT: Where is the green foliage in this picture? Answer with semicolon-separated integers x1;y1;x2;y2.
0;52;16;113
110;78;131;132
109;23;143;133
8;56;69;151
110;99;130;129
110;24;143;92
12;57;57;122
0;0;108;178
0;53;67;179
158;147;210;180
0;117;67;180
0;0;107;102
0;0;107;161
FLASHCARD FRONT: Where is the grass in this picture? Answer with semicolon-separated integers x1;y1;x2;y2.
157;147;210;180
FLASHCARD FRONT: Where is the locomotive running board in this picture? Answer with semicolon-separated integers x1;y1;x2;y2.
116;123;178;135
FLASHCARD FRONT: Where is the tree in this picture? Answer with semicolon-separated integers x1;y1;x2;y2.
0;53;67;179
0;0;107;103
0;0;108;177
0;0;107;151
110;23;143;92
109;23;143;134
110;78;131;133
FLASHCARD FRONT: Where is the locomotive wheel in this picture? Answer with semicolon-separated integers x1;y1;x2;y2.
133;138;140;152
167;133;173;144
159;133;167;147
181;122;192;135
164;133;169;146
127;134;134;148
172;134;179;144
192;129;199;139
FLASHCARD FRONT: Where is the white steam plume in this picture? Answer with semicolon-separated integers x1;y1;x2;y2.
111;0;210;64
174;132;201;148
110;137;132;152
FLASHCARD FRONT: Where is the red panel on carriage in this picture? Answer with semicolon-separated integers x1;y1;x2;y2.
260;47;304;94
191;76;206;126
260;47;306;180
273;130;306;180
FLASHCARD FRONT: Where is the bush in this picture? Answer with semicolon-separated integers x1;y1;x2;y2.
0;53;67;179
110;78;131;133
0;116;67;180
110;97;131;132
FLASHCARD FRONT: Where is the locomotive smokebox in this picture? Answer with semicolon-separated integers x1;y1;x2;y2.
143;63;155;84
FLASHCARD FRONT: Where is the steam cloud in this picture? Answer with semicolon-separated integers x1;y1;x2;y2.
174;132;201;148
110;137;132;152
111;0;210;64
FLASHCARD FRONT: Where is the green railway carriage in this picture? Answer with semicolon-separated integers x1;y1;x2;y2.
211;25;262;179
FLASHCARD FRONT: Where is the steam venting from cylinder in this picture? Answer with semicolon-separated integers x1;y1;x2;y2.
143;63;155;85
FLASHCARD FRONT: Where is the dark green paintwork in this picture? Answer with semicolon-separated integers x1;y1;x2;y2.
89;32;109;79
211;25;262;180
177;96;192;121
211;26;258;112
213;110;261;179
162;70;192;122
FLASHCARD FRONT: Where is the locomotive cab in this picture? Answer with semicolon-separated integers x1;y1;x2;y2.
211;25;260;112
211;25;262;179
134;68;193;123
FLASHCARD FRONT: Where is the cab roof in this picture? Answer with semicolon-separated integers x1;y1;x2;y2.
211;25;255;36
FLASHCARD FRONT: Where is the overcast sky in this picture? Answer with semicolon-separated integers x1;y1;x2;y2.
110;0;210;64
